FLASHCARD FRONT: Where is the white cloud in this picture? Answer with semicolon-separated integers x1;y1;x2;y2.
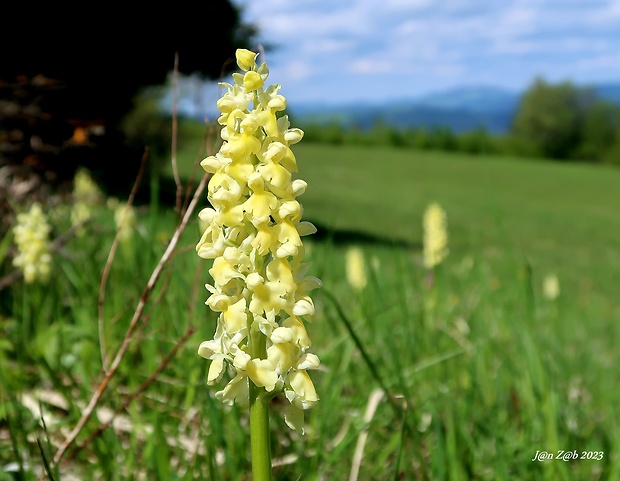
607;0;620;17
575;52;620;70
349;58;392;74
309;39;354;54
282;60;313;80
384;0;432;10
230;0;620;105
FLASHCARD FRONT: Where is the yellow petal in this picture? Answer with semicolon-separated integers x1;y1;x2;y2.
289;370;319;408
210;257;244;286
296;353;320;370
246;359;278;391
215;374;248;406
223;298;248;333
267;342;298;373
283;403;305;435
243;71;264;91
207;356;226;384
283;316;311;348
236;49;258;71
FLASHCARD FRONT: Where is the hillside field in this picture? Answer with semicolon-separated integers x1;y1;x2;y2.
2;138;619;480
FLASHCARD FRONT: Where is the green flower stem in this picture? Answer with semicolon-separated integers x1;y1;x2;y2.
249;326;272;481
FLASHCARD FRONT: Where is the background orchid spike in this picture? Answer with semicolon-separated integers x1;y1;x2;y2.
543;273;561;300
345;246;367;291
12;203;52;284
197;48;322;434
71;168;103;235
114;203;137;243
423;202;449;269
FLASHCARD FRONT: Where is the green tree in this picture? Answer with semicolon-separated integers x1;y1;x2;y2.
511;78;591;160
458;127;496;155
577;100;620;161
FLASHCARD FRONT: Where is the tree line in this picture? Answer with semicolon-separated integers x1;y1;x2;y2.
298;78;620;166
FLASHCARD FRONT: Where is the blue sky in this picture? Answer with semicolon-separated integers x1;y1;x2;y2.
222;0;620;109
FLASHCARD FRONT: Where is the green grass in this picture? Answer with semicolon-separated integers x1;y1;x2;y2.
2;140;620;480
169;139;620;308
297;144;619;266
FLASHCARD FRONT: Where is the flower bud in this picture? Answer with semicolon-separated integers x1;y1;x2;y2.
236;48;258;71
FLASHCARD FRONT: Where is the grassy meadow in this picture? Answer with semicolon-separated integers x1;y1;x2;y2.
2;135;620;480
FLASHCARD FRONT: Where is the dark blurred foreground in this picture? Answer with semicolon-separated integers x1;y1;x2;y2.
0;1;258;223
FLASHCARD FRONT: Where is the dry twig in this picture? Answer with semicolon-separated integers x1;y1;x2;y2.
97;148;148;373
349;389;385;481
171;52;182;216
52;171;209;465
62;324;197;463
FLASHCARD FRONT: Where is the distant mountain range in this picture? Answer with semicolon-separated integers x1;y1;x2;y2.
290;82;620;134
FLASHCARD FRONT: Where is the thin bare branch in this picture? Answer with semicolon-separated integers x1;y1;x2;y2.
97;149;148;373
171;52;182;216
62;324;197;463
53;171;210;465
349;389;385;481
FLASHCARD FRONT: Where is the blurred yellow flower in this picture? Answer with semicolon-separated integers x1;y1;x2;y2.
114;203;136;242
73;168;102;204
543;273;560;300
423;202;449;269
345;246;367;291
71;168;103;233
70;201;91;235
197;48;321;434
106;197;119;209
12;203;52;283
